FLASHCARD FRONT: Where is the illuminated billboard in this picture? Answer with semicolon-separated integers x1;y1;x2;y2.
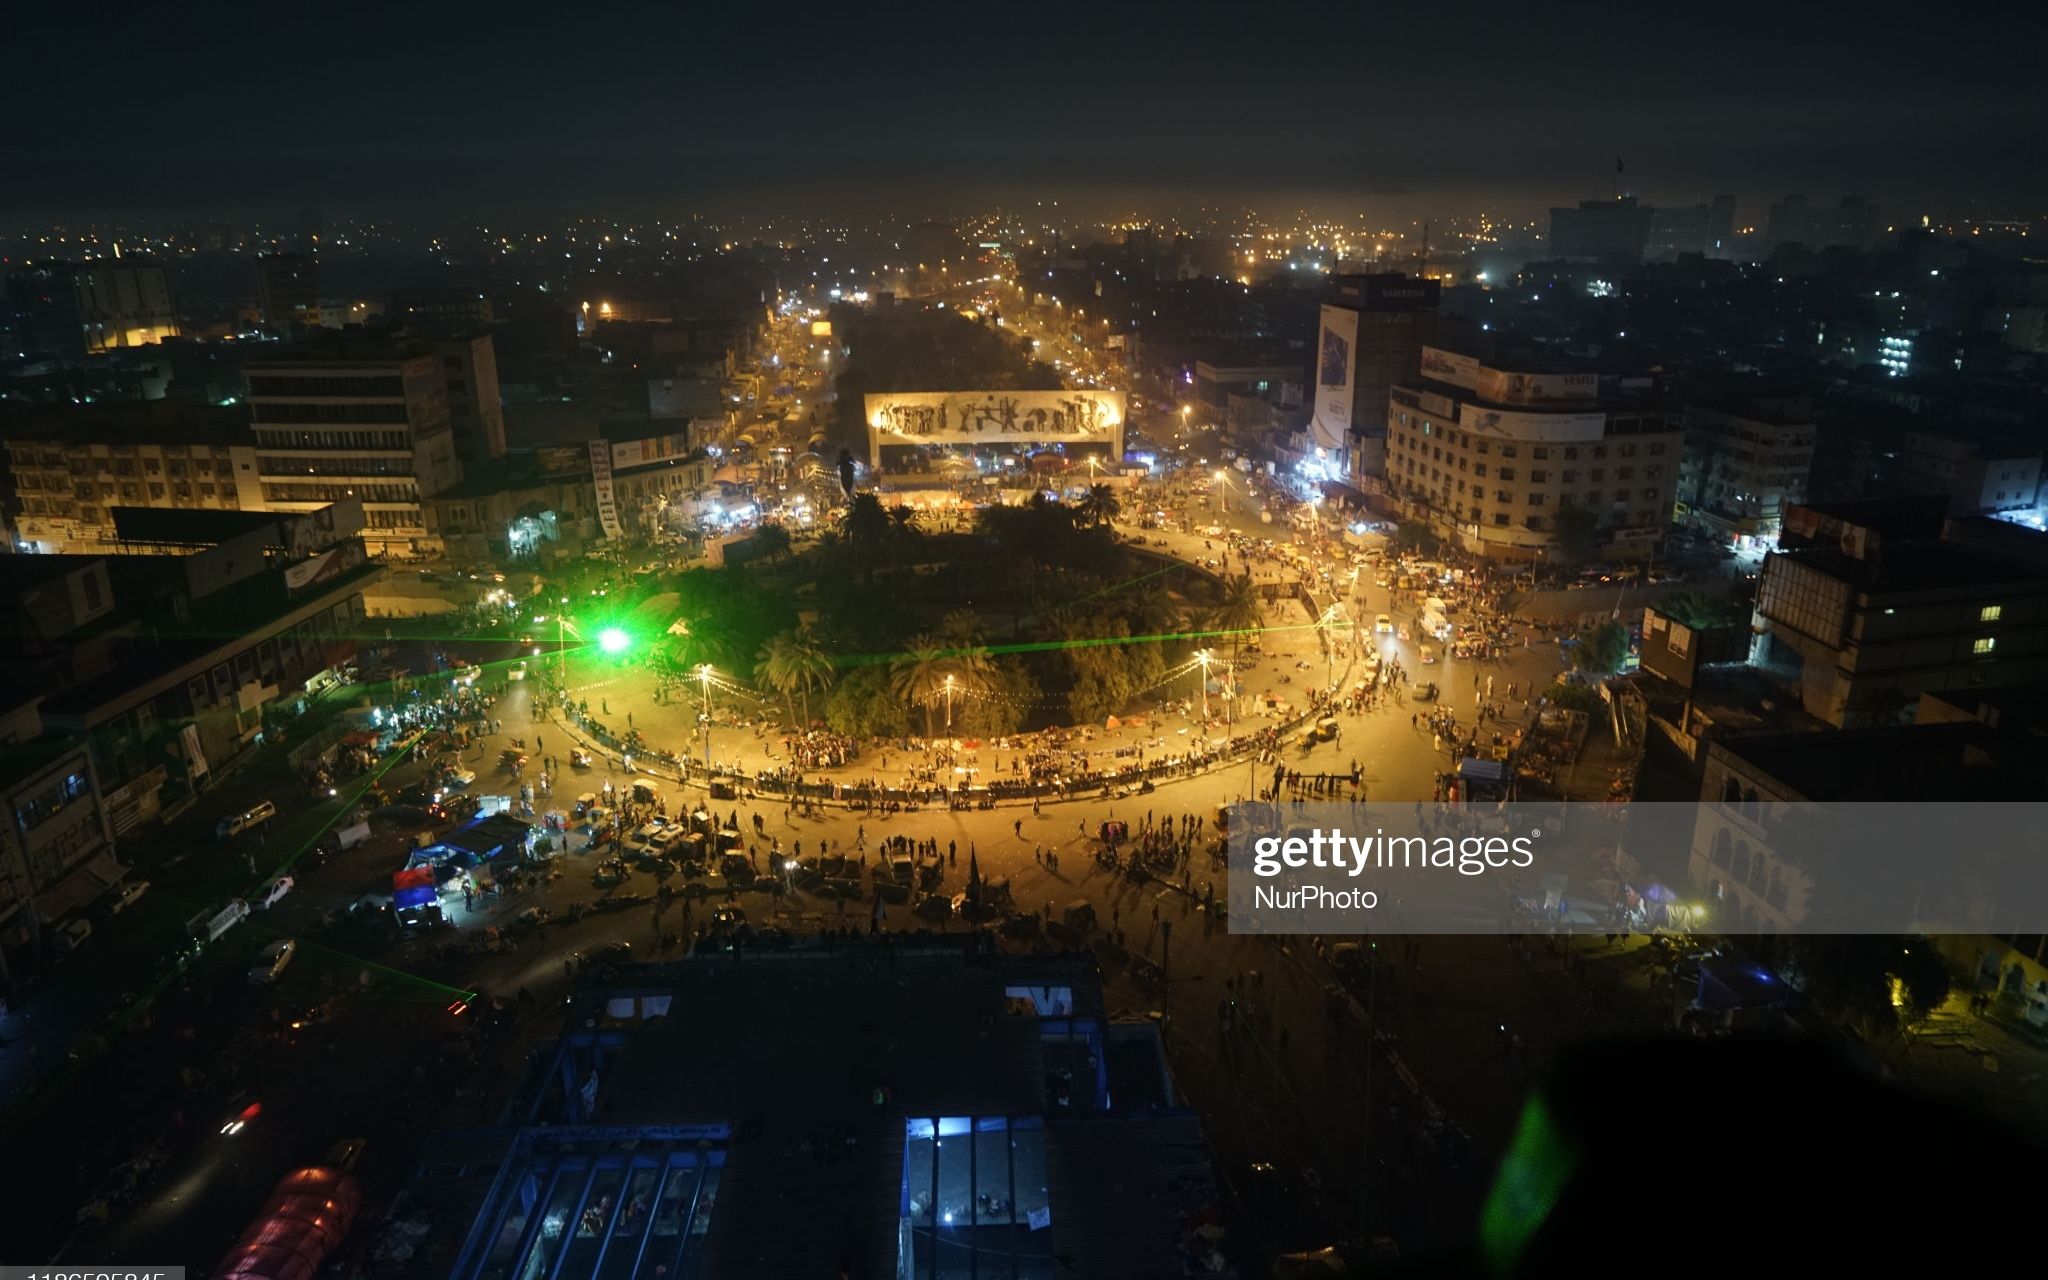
810;320;833;337
1309;304;1356;452
864;390;1125;466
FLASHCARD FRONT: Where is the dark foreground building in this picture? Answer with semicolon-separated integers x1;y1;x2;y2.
390;946;1230;1279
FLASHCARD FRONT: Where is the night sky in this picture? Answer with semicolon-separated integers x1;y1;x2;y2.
6;1;2045;216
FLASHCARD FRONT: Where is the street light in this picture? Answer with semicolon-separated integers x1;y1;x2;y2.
1195;650;1211;722
697;664;715;772
943;674;956;731
1214;470;1230;514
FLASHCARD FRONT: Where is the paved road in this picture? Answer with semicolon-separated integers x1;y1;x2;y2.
11;505;1594;1266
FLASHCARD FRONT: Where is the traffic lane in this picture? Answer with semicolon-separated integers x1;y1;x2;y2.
93;990;459;1267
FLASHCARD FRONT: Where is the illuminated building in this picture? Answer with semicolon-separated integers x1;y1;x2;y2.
1675;398;1816;544
1752;499;2048;726
1386;347;1683;561
1309;274;1440;480
3;403;264;555
4;262;179;355
0;504;374;851
243;339;465;557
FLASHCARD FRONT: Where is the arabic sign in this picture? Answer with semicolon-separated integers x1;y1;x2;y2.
864;390;1125;465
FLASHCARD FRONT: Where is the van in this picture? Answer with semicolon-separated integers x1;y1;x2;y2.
217;800;278;840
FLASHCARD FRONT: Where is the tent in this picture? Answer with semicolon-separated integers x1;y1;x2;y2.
1456;759;1510;784
215;1164;362;1280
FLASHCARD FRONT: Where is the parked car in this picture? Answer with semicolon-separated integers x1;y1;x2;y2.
1374;613;1393;633
108;880;150;915
217;799;278;839
254;876;295;910
249;938;296;985
52;917;94;953
443;767;477;790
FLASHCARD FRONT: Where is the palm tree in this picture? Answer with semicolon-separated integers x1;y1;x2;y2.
752;521;793;563
1122;581;1180;640
839;493;891;582
1212;573;1263;651
1078;483;1122;529
891;633;952;738
784;626;836;726
754;632;802;726
936;608;996;693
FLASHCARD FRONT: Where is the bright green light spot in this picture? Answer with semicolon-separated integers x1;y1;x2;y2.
599;627;631;655
1481;1091;1578;1274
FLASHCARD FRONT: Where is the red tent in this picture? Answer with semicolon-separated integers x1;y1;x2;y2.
393;866;436;890
215;1165;362;1280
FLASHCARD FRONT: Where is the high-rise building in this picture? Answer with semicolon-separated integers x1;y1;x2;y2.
1548;197;1655;262
254;253;320;332
1751;499;2048;725
432;334;508;463
1764;195;1885;253
1647;196;1739;259
1309;273;1440;480
1386;347;1684;561
389;285;496;335
1886;429;2042;517
243;341;462;556
1676;397;1816;545
3;263;179;355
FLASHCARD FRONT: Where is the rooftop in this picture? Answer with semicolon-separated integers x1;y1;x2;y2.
0;401;254;449
1770;536;2048;593
108;506;285;546
1712;720;2047;801
406;947;1224;1280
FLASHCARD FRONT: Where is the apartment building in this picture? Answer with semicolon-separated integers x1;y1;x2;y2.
1386;348;1684;561
1676;397;1817;544
3;405;264;554
243;343;463;557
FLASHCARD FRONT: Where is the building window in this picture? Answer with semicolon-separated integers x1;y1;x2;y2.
1980;605;2003;623
902;1116;1053;1278
1497;467;1516;481
1530;470;1548;483
1500;445;1518;458
1473;463;1487;478
1493;512;1510;526
1532;446;1550;460
1528;492;1547;506
1974;637;1996;655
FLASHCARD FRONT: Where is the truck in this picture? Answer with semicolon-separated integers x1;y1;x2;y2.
186;898;251;949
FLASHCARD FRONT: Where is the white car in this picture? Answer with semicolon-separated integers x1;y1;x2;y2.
254;876;295;910
249;939;296;985
444;767;477;789
108;880;150;915
1375;614;1394;634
